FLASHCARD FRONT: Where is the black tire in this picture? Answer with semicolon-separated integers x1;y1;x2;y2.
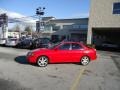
80;56;90;66
37;56;49;67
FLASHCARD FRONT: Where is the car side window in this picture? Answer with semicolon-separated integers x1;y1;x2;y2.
59;43;70;50
72;43;82;50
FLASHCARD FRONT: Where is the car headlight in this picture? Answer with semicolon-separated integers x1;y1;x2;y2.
27;52;34;56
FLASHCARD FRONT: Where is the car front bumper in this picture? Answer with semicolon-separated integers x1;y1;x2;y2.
26;55;37;64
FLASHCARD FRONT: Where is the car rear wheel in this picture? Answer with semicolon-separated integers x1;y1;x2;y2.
37;56;49;67
80;56;90;66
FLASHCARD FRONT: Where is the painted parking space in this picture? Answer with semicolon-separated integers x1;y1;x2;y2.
70;66;86;90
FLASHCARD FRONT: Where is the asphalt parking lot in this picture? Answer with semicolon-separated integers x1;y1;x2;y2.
0;46;120;90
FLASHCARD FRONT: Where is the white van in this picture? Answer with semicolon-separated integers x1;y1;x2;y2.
5;38;18;47
0;38;6;45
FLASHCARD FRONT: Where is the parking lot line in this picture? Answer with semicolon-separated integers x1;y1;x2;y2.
70;66;86;90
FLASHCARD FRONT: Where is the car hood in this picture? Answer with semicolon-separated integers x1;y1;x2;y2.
31;48;50;53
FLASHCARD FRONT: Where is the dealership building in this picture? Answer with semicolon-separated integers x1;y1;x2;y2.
49;18;88;42
38;17;88;42
87;0;120;46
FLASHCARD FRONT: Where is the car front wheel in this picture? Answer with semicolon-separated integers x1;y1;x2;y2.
80;56;90;66
37;56;49;67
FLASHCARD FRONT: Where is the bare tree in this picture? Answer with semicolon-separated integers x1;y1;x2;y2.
24;25;33;35
12;24;21;32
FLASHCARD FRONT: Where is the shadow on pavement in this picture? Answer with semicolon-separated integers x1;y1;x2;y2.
0;78;31;90
14;56;28;64
14;56;38;67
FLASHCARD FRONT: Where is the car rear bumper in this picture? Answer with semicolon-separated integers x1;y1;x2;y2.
5;43;17;46
89;50;97;61
91;52;97;60
92;54;97;60
0;40;6;45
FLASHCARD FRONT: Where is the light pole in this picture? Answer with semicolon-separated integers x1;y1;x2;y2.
36;7;45;33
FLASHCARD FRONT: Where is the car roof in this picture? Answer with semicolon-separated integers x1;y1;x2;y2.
61;41;81;44
61;41;83;46
61;41;86;48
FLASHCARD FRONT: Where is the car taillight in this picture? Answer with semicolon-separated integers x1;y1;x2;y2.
94;48;96;51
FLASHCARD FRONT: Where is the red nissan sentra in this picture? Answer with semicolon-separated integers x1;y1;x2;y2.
27;42;97;67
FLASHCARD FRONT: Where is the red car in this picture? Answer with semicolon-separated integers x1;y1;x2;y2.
27;42;97;67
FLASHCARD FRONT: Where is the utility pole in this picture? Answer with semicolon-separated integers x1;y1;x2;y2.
0;13;8;39
36;7;45;36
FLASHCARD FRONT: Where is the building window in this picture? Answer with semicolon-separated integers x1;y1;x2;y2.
53;26;60;31
113;2;120;14
73;25;79;29
63;25;72;29
80;25;88;29
72;25;88;29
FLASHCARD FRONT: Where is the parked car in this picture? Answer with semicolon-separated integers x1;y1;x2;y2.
31;38;52;49
0;38;6;46
27;42;97;67
102;41;119;48
5;38;18;47
16;38;33;49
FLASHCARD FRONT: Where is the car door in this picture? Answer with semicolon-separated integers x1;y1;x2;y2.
51;43;71;63
68;43;84;62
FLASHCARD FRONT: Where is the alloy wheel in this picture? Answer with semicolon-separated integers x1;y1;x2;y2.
81;56;90;66
37;56;48;67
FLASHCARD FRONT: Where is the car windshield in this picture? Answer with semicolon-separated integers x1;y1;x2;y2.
48;42;61;49
9;39;17;41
